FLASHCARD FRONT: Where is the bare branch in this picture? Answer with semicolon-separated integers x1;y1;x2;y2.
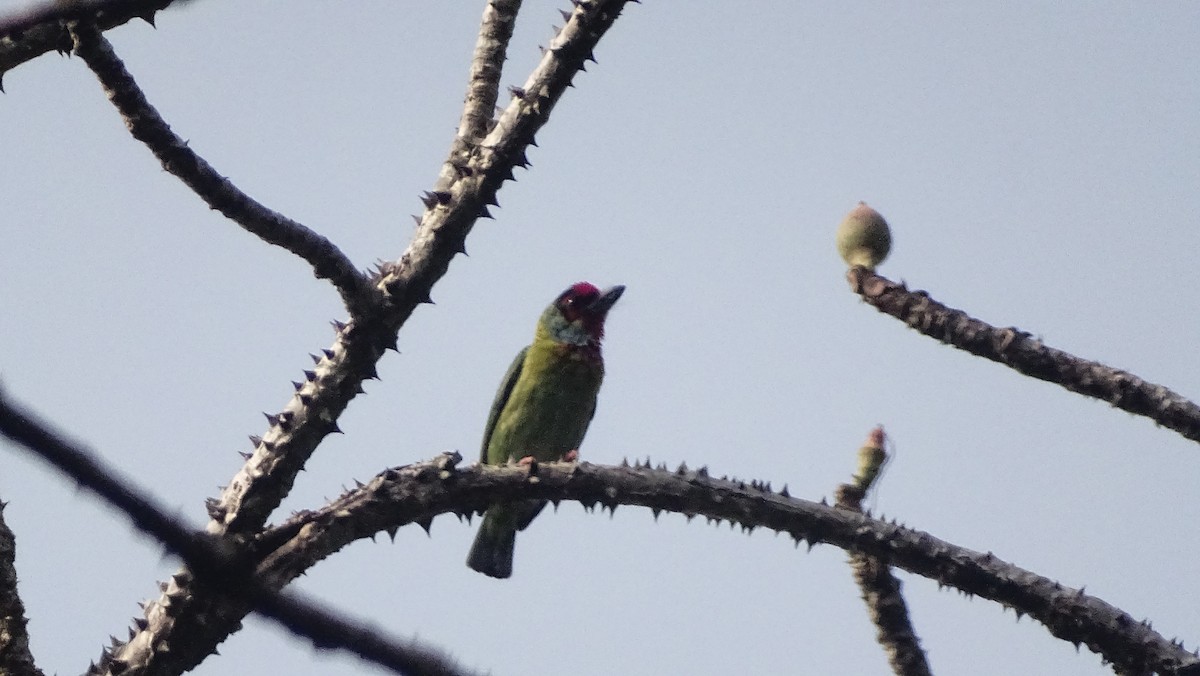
455;0;523;147
430;0;524;195
0;503;44;676
251;455;1198;676
0;0;176;86
376;0;633;317
79;2;636;672
208;0;635;541
67;22;376;315
848;267;1200;445
834;428;931;676
0;390;475;676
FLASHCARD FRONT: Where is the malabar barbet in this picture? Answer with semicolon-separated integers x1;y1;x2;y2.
466;282;624;578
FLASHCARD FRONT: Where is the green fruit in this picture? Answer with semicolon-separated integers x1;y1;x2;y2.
836;202;892;270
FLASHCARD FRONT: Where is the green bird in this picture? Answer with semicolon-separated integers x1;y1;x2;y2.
467;281;624;579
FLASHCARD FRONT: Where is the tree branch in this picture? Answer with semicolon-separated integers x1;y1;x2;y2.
207;0;634;542
67;22;376;315
94;2;636;673
455;0;523;148
0;502;43;676
0;0;177;88
249;454;1197;676
833;428;931;676
848;267;1200;445
0;389;475;676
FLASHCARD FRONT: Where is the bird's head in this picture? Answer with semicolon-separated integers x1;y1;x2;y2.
537;282;624;349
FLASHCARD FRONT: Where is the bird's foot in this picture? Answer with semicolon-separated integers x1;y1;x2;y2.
562;449;579;462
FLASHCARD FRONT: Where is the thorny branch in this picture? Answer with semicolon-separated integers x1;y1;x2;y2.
68;22;376;315
0;390;475;676
85;2;637;675
0;0;177;88
0;503;43;676
833;430;931;676
848;267;1200;445
451;0;524;155
254;454;1199;676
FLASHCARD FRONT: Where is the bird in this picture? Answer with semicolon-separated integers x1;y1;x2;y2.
466;281;624;578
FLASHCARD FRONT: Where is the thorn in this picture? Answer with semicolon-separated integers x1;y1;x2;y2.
264;412;280;426
417;517;433;535
139;12;156;27
249;435;262;448
559;9;572;21
651;507;661;521
478;205;493;219
485;194;500;206
239;452;251;460
620;457;629;467
310;353;322;364
386;526;399;542
411;214;422;226
515;150;529;167
780;484;790;497
291;381;303;392
331;319;346;332
586;50;597;63
432;191;452;205
304;369;318;382
328;421;343;434
205;497;222;520
420;191;437;209
501;166;516;182
529;135;538;147
508;85;526;99
322;349;335;360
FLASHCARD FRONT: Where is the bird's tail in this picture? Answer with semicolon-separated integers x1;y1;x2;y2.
467;508;517;579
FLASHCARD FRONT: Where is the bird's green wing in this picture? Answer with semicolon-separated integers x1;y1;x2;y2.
480;345;528;464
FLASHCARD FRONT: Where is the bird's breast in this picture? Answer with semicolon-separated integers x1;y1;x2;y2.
486;345;603;463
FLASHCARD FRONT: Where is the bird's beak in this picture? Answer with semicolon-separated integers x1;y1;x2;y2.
588;285;625;316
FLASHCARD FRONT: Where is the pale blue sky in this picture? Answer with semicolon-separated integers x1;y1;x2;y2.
2;2;1199;675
